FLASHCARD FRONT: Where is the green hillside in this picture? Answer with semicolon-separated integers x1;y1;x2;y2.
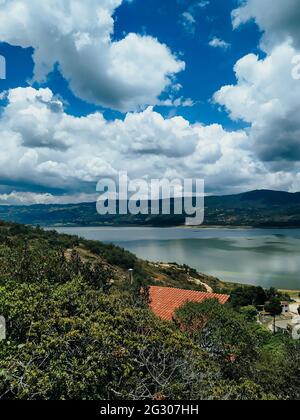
0;221;299;400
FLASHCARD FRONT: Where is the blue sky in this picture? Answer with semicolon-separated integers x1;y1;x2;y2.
0;0;262;126
114;0;262;127
0;0;299;203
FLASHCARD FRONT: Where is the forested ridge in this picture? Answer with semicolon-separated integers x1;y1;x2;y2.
2;190;300;227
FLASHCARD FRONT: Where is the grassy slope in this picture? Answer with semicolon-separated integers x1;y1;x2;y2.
0;221;225;294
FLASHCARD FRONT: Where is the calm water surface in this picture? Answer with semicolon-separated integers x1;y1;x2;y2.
52;227;300;290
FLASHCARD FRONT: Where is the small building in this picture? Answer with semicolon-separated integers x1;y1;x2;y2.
290;316;300;340
266;316;300;340
149;286;230;321
280;301;290;314
271;320;290;334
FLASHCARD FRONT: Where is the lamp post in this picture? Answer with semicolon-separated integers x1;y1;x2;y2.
0;316;6;341
128;268;134;285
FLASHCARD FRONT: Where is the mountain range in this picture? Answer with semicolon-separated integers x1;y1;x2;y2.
1;190;300;227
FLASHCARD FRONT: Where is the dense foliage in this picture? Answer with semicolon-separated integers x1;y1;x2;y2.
230;286;290;309
175;300;300;400
0;222;299;400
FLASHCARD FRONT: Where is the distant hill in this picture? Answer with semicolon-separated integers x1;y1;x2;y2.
1;189;300;227
207;190;300;208
204;190;300;227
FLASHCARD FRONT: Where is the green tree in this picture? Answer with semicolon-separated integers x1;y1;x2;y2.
175;299;263;379
240;305;258;322
230;286;267;308
264;299;282;335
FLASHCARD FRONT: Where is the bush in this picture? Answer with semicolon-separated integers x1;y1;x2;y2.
240;306;258;322
175;299;264;379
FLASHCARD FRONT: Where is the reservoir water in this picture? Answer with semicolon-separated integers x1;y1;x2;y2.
52;226;300;290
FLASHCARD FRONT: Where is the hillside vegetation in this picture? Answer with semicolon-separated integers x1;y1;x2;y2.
0;221;299;400
1;190;300;227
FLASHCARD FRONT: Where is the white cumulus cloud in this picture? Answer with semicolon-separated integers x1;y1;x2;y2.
0;86;282;201
214;0;300;169
0;0;185;111
209;37;231;50
232;0;300;50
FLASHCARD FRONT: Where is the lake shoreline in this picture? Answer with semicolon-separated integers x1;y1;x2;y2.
50;225;300;292
45;223;300;230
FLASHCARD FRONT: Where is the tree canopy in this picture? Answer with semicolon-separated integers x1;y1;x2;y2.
0;222;299;400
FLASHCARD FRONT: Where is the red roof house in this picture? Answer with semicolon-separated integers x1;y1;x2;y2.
149;286;230;321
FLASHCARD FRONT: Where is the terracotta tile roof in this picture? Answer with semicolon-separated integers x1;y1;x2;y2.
149;286;230;321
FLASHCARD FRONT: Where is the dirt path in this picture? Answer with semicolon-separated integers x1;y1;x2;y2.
188;276;213;293
151;262;214;293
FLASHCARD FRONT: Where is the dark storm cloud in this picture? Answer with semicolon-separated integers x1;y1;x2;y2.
253;109;300;164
